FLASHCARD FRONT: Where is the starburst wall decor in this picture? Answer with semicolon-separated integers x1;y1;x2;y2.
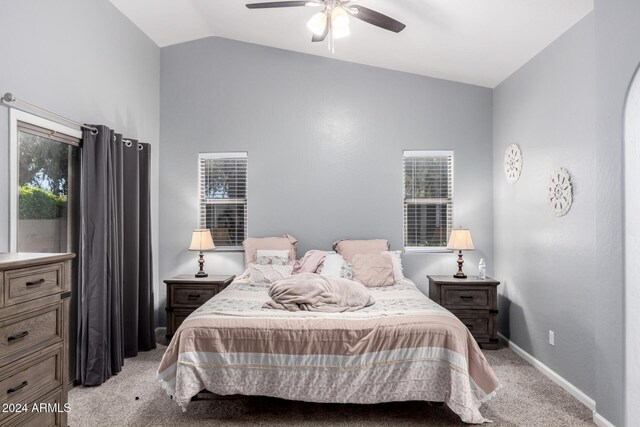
547;168;573;217
504;144;522;184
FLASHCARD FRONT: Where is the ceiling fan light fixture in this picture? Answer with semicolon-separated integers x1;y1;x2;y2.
331;6;349;27
331;6;350;39
307;11;327;36
332;21;350;39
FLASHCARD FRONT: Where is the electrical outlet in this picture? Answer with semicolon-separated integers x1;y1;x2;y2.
549;330;555;346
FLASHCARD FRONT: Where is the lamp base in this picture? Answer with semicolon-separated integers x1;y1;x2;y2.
195;251;208;278
453;250;467;279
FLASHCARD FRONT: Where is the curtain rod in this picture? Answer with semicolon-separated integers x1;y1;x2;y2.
2;92;99;135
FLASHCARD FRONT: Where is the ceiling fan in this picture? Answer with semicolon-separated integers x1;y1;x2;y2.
245;1;406;51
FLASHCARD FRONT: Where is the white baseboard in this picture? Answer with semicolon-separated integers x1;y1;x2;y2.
593;412;616;427
498;333;615;427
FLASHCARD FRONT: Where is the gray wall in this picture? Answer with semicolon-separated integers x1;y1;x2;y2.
494;2;640;423
0;0;160;326
159;37;494;325
493;12;596;399
593;1;640;425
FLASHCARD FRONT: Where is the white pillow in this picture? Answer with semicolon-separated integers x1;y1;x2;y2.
383;250;405;283
320;253;345;277
257;249;290;258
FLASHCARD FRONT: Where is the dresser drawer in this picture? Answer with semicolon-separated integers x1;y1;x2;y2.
456;315;492;339
0;389;64;427
442;286;492;310
4;263;64;307
0;303;63;366
0;347;62;422
171;286;219;307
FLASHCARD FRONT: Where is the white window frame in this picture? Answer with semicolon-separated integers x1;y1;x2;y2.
403;150;454;253
198;152;248;251
9;109;82;251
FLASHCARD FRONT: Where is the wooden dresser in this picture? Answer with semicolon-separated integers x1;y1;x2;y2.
428;275;501;350
165;274;235;340
0;253;74;427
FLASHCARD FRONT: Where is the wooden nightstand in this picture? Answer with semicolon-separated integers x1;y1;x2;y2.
428;275;501;350
164;274;235;339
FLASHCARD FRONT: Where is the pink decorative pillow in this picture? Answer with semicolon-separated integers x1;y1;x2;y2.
243;234;298;267
333;239;389;263
351;253;394;287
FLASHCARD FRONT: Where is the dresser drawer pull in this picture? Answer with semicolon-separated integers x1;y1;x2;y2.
460;296;474;301
7;381;28;394
26;278;46;286
7;331;29;342
187;294;201;300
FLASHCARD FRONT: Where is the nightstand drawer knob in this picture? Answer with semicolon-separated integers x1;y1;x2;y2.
460;296;474;301
188;294;201;300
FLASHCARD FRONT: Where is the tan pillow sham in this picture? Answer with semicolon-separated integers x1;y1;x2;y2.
333;239;390;263
243;234;298;267
351;253;394;287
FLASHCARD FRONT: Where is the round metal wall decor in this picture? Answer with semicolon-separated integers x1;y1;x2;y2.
504;144;523;184
547;168;573;217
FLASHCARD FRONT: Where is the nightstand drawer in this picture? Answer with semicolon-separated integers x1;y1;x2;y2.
172;287;219;307
442;287;492;310
164;274;235;339
167;309;193;336
456;315;492;339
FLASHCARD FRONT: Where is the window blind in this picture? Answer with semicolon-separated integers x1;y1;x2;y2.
403;150;453;250
199;152;247;249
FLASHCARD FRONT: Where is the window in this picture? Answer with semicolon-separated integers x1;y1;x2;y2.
403;150;453;251
199;152;248;249
10;111;81;252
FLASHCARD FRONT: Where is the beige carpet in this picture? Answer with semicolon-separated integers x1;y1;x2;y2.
69;344;594;426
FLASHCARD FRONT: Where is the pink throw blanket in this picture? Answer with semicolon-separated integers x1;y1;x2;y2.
292;250;328;273
264;273;375;312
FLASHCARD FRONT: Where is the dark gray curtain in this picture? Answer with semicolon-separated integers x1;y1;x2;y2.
77;126;155;386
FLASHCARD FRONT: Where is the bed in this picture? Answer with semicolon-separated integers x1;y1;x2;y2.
157;275;501;423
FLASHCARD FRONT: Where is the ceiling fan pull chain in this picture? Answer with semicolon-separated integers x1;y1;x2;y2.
329;16;334;53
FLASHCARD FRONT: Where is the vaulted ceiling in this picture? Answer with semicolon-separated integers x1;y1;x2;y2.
108;0;593;87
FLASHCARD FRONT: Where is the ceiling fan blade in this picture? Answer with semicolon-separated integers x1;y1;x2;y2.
349;5;406;33
312;14;330;42
246;1;310;9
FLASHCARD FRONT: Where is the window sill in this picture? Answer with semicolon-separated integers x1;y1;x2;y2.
209;247;245;253
403;248;453;254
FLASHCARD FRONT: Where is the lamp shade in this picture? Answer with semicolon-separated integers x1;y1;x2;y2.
188;229;215;251
447;228;475;251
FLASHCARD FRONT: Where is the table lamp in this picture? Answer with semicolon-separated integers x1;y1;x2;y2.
447;228;475;279
188;229;215;277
